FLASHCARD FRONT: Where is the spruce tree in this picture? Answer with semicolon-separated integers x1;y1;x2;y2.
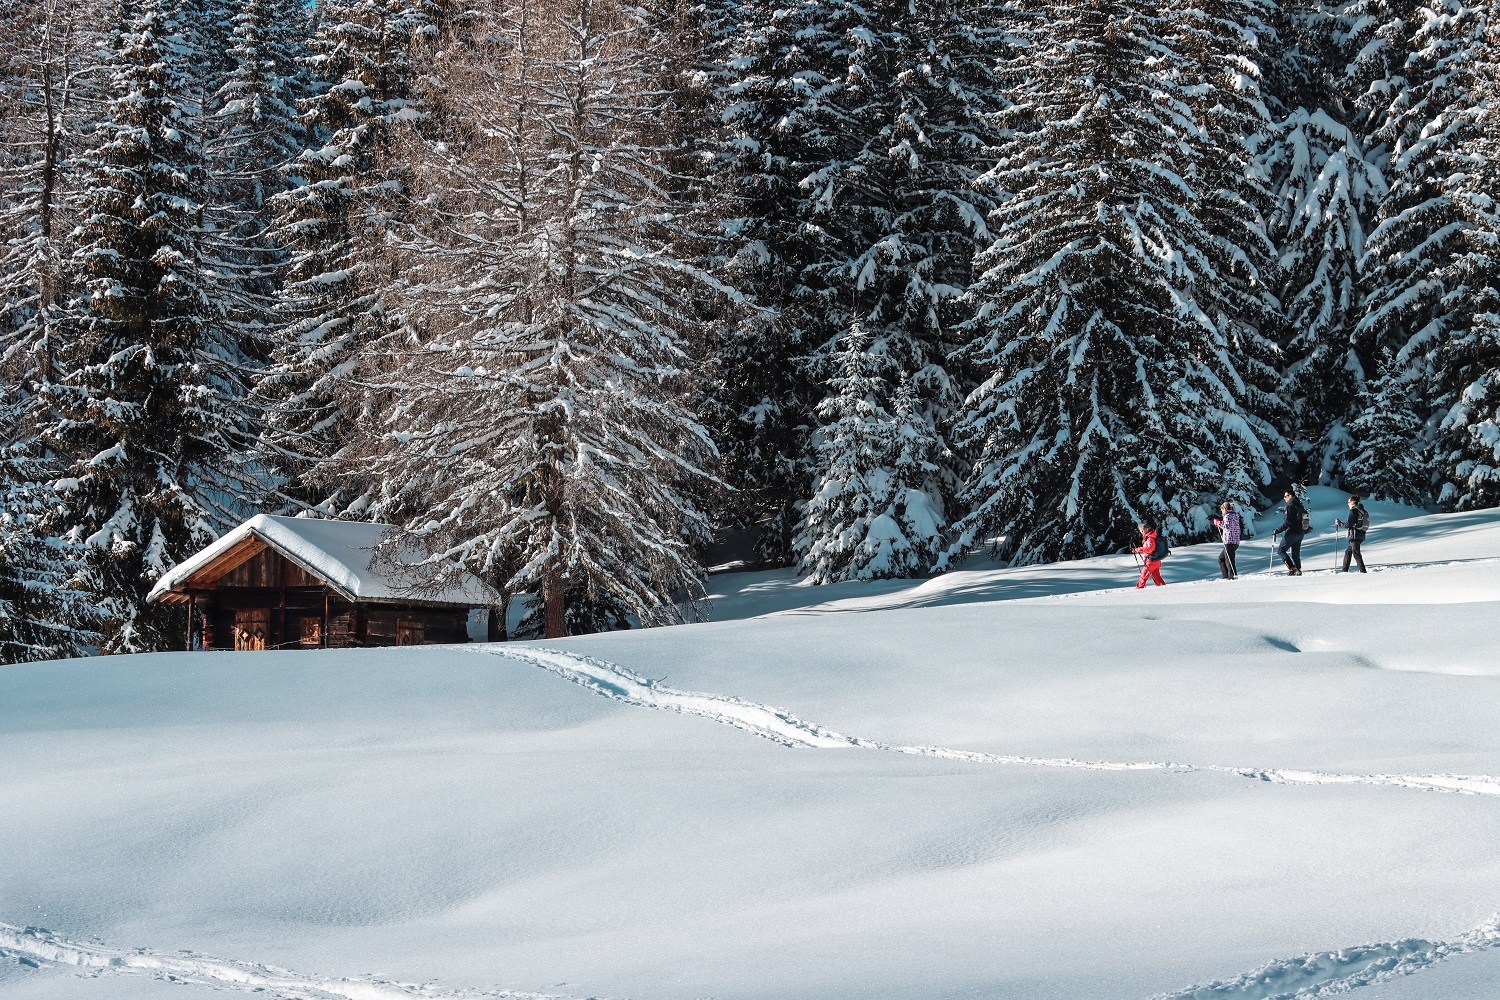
202;0;308;380
799;325;945;582
724;0;1004;577
945;0;1280;566
1345;348;1431;504
1171;0;1287;461
1254;107;1386;482
0;422;95;662
1432;28;1500;509
1350;0;1487;505
708;0;859;564
41;0;246;652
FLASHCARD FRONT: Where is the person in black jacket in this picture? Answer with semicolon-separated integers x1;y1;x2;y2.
1334;494;1369;573
1274;489;1307;575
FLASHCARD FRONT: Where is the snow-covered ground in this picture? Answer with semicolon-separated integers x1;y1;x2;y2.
5;487;1500;999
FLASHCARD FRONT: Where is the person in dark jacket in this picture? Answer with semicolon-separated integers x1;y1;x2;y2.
1274;489;1307;575
1334;494;1369;573
1213;500;1242;579
1133;522;1167;588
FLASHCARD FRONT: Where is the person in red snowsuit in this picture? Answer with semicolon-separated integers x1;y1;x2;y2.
1134;522;1166;588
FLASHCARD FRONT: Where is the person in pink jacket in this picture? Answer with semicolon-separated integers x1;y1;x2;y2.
1133;522;1167;588
1213;501;1243;579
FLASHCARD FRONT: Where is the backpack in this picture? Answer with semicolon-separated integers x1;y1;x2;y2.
1297;507;1312;533
1151;533;1171;560
1350;505;1370;537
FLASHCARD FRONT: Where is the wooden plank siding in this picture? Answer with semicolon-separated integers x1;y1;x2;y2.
183;543;472;651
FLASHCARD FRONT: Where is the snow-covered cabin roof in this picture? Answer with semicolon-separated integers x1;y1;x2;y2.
148;514;500;608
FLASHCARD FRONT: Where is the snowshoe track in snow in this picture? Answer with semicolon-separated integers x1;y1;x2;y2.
484;646;1500;797
0;924;566;1000
483;646;1500;997
1153;914;1500;998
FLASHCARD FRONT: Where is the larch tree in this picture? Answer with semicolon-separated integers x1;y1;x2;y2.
201;0;309;386
944;0;1281;567
354;0;726;638
0;0;107;659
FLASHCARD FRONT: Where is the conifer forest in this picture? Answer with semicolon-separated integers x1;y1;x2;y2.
1;0;1498;657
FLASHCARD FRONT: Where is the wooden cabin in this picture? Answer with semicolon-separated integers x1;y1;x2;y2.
148;515;500;651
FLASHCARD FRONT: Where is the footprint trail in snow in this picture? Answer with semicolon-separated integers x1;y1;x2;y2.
483;646;1500;797
0;924;564;1000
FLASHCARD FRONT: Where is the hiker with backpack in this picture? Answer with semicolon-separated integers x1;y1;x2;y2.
1273;489;1309;576
1133;522;1168;588
1213;501;1242;579
1334;494;1370;573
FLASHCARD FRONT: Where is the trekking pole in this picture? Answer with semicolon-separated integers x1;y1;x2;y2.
1269;531;1279;571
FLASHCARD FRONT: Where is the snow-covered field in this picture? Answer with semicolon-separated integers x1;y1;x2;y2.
5;488;1500;999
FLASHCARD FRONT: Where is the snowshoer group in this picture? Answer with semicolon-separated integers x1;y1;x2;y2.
1133;522;1168;588
1334;495;1370;573
1273;489;1309;575
1213;501;1242;579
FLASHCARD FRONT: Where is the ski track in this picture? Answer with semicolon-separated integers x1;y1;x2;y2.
484;646;1500;797
0;924;569;1000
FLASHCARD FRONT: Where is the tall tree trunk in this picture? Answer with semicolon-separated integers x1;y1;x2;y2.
542;561;565;638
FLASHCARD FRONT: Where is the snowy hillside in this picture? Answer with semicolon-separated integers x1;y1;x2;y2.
5;497;1500;999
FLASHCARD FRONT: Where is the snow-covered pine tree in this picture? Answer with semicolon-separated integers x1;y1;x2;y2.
798;325;946;582
723;0;1004;579
257;0;428;513
944;0;1280;566
706;0;862;564
1345;348;1432;503
1253;107;1386;483
40;0;250;652
0;417;96;662
1350;0;1487;504
1432;21;1500;509
1170;0;1288;464
355;0;724;638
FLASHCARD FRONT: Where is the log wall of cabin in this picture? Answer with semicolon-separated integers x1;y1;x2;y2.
194;548;470;650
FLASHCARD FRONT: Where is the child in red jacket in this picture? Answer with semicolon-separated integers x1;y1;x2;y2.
1134;522;1166;588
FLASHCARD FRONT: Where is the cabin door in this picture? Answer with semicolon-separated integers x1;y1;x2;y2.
396;618;425;646
233;608;270;651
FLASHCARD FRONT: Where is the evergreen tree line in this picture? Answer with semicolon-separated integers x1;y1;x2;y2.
1;0;1497;657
